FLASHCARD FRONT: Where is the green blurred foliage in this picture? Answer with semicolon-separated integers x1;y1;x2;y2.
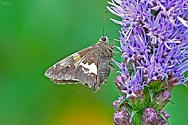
0;0;188;125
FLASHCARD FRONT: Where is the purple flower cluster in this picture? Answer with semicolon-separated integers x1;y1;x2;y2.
113;96;133;125
141;108;170;125
108;0;188;124
108;0;188;98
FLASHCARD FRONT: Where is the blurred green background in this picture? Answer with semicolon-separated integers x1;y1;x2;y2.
0;0;188;125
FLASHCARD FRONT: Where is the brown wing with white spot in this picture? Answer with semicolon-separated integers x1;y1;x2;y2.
75;51;98;89
44;46;93;83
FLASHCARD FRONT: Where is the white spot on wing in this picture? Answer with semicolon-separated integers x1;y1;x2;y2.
80;62;97;75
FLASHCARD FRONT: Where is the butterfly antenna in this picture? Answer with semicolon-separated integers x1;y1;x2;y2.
102;10;109;37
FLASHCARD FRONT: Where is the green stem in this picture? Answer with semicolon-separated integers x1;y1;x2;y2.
134;112;142;125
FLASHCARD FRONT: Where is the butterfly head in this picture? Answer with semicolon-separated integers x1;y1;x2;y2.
96;36;113;57
100;36;108;42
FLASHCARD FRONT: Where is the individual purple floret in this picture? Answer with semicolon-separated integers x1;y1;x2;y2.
141;108;170;125
155;90;171;109
141;108;158;124
114;107;133;125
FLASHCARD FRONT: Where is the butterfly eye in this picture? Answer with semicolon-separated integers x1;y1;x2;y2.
100;36;108;41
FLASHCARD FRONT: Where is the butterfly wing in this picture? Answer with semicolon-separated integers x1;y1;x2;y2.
44;46;93;83
75;51;112;91
75;41;113;91
74;50;98;89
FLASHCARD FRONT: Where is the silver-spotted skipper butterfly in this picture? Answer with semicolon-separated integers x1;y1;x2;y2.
44;36;113;91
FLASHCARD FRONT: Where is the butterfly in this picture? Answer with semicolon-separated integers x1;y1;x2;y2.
44;36;113;91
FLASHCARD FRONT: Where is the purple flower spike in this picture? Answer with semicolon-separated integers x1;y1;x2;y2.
108;0;188;124
108;0;188;88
